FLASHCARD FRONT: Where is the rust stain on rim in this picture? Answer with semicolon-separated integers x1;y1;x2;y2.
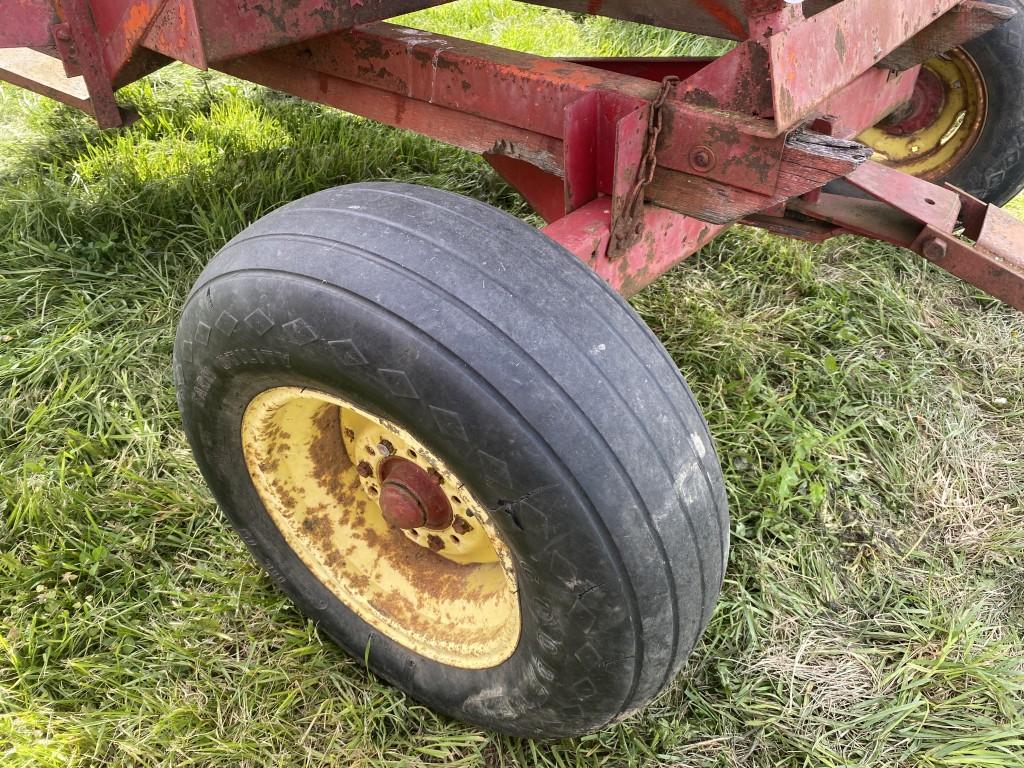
241;386;521;669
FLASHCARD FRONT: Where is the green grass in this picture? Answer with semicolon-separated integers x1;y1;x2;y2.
1;2;1023;765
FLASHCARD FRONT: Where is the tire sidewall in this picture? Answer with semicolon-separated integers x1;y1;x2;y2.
951;0;1024;205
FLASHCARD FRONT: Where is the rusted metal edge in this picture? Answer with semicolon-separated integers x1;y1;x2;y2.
59;0;126;128
765;0;963;132
880;1;1016;72
787;180;1024;311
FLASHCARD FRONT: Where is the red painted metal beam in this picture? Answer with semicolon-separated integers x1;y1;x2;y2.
218;51;564;173
765;0;962;131
195;0;454;63
249;22;888;204
258;24;652;144
484;155;567;222
678;0;963;134
61;0;129;127
913;223;1024;310
0;0;57;48
785;162;1024;311
542;200;727;297
816;66;920;140
217;24;873;221
89;0;166;78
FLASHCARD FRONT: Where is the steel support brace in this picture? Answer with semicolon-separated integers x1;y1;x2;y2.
678;0;963;132
787;162;1024;310
56;0;127;127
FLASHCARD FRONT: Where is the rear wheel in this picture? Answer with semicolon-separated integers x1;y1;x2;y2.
859;1;1024;206
173;182;729;737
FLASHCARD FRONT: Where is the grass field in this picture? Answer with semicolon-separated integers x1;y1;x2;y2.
2;2;1023;765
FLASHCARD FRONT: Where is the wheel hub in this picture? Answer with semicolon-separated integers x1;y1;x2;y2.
378;457;454;530
880;67;946;137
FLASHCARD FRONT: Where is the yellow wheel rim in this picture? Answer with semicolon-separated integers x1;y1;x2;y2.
241;387;521;668
858;49;986;180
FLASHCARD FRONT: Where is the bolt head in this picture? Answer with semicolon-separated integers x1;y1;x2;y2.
922;238;948;261
689;145;716;172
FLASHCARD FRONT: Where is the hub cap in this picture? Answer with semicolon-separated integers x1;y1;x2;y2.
241;387;520;668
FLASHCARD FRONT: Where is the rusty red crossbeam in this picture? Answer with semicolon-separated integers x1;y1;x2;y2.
214;20;886;292
1;0;1023;306
215;22;889;205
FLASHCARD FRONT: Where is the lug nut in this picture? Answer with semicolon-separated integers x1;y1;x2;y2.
357;460;373;478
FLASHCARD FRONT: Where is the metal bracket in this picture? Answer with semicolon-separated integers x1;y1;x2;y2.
51;23;82;78
58;0;129;128
608;76;679;258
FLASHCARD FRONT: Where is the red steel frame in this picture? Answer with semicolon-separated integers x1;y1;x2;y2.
2;0;1024;307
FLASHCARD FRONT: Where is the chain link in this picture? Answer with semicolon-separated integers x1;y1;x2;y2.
608;75;680;259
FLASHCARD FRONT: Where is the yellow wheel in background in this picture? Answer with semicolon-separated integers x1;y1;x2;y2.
858;50;986;182
859;1;1024;207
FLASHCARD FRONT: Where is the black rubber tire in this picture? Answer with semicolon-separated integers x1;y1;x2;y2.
173;182;728;738
945;0;1024;205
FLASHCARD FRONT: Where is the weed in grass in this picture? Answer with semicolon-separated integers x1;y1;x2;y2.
2;2;1023;766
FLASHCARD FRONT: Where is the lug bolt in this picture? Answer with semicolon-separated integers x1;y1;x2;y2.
357;460;373;478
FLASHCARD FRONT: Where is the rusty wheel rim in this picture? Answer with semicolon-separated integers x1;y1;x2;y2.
858;49;987;180
241;387;520;668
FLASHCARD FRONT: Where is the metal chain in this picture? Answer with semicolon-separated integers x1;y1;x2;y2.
608;75;680;258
